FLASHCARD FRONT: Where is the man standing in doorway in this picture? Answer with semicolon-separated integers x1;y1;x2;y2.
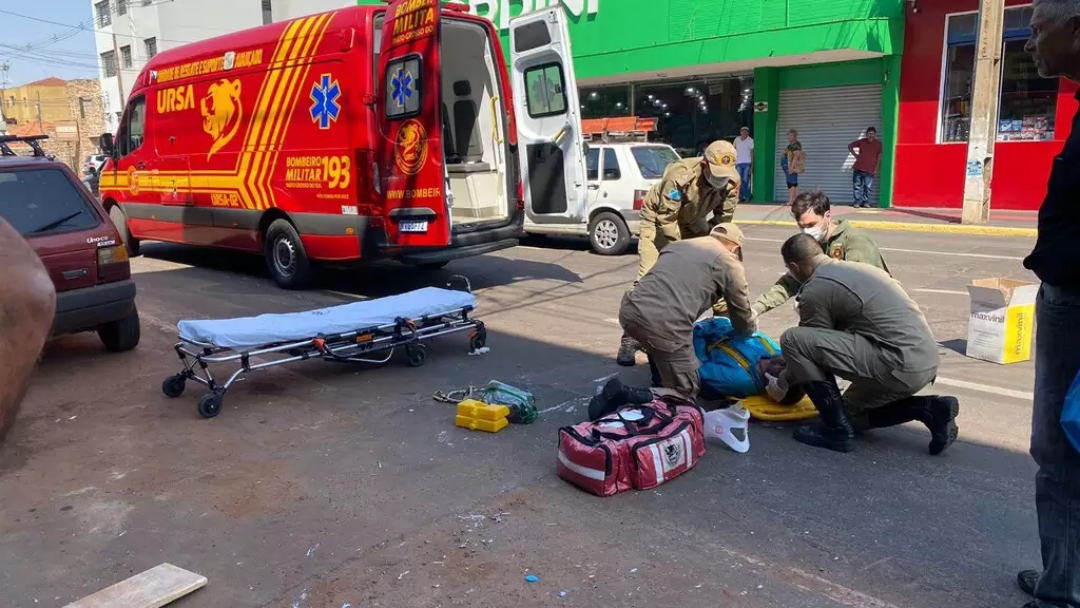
848;127;882;208
1015;1;1080;606
735;126;754;203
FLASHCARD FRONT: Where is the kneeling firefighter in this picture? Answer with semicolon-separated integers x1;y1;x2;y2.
590;223;756;420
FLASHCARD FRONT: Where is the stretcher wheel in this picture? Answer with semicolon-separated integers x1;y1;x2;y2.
161;374;187;398
406;344;426;367
197;391;224;419
469;327;487;351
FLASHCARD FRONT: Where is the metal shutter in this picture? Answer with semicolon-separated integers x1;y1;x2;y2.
773;84;883;205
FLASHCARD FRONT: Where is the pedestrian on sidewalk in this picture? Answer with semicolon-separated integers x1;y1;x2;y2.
781;129;805;206
615;141;740;367
735;126;754;202
848;127;882;208
764;234;959;455
1015;0;1080;605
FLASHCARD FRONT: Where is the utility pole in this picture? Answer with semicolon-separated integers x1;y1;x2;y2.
0;61;9;135
960;0;1005;224
36;91;43;134
112;33;126;113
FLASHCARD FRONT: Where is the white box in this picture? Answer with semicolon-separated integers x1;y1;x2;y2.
965;278;1038;365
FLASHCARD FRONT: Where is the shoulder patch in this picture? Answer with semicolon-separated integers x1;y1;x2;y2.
668;188;682;201
830;244;843;259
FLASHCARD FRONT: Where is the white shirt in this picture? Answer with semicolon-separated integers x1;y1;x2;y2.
735;136;754;164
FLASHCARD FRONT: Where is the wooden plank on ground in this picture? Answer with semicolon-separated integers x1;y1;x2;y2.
64;563;207;608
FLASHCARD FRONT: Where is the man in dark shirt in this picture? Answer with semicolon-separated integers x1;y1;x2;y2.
848;127;882;208
1015;1;1080;606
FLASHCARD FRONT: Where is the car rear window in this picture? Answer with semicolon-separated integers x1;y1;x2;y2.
0;167;100;237
631;146;680;179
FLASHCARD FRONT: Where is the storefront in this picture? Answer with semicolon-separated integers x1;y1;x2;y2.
363;0;907;205
895;0;1078;210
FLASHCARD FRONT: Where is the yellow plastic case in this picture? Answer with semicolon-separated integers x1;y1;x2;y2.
455;415;509;433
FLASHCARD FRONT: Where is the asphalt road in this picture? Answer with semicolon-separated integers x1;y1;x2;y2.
0;223;1042;608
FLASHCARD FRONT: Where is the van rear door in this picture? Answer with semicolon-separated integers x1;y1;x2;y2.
377;0;451;247
508;8;587;225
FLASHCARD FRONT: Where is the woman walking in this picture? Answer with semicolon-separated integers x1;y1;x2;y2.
780;129;805;205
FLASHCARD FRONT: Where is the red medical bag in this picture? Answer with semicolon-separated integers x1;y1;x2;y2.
556;396;706;497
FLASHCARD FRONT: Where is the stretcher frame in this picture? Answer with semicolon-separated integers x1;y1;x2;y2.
161;277;486;419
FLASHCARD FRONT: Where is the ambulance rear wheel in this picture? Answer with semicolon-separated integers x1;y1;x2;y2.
265;219;314;290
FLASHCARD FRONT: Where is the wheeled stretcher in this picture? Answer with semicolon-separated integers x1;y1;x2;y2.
161;278;487;419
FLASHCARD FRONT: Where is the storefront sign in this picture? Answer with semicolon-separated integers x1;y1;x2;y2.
753;101;768;113
449;0;600;32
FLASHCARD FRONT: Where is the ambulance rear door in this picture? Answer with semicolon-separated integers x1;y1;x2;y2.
377;0;451;247
508;7;587;225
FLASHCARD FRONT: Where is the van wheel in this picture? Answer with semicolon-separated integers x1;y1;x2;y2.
265;219;314;290
589;211;631;256
109;204;140;257
98;306;141;353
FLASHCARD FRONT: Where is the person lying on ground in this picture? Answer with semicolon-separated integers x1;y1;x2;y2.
590;223;756;420
753;190;887;316
0;218;57;441
764;233;958;455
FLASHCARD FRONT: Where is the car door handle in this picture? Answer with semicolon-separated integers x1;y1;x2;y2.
588;184;600;190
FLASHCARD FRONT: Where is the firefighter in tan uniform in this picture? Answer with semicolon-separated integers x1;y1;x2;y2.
764;234;960;455
590;224;756;421
616;140;742;367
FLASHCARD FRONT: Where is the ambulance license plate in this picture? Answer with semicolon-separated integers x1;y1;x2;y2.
399;220;428;233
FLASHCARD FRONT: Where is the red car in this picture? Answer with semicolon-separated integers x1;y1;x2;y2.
0;135;140;352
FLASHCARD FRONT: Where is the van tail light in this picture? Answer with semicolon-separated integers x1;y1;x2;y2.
96;244;130;283
516;180;525;211
633;189;647;210
444;1;470;12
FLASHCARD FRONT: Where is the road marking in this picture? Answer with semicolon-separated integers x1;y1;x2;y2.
604;318;620;325
739;218;1037;237
934;376;1033;401
913;288;968;296
320;289;364;300
744;237;1026;261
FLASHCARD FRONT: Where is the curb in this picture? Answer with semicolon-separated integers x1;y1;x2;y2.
737;219;1037;237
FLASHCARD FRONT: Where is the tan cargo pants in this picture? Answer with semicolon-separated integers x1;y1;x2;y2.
619;295;700;400
779;326;936;419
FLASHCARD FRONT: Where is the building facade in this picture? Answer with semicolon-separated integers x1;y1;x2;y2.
2;77;71;127
91;0;272;134
2;78;105;168
894;0;1076;210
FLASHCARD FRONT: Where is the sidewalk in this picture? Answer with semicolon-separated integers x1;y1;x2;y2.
736;203;1038;236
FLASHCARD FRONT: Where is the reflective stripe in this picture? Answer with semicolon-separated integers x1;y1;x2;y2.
718;344;752;373
558;450;606;481
650;444;665;486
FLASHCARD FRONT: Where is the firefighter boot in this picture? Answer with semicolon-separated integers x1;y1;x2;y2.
793;379;855;453
866;395;960;455
588;378;654;421
616;334;639;367
647;355;663;388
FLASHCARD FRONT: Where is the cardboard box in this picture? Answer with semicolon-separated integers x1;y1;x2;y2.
965;278;1038;364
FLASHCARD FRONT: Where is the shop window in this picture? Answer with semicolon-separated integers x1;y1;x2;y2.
524;64;566;118
637;77;754;157
940;7;1058;143
581;85;630;120
585;147;599;181
602;148;621;180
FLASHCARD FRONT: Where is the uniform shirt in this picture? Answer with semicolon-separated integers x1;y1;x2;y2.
623;236;754;351
792;259;939;375
1025;89;1080;288
639;158;739;241
850;137;882;174
735;136;754;164
751;219;888;314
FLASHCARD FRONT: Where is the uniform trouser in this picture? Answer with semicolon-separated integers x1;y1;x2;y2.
779;326;936;421
1030;284;1080;607
619;296;700;400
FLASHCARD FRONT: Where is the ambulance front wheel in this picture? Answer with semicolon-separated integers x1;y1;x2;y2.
108;204;140;257
265;219;314;290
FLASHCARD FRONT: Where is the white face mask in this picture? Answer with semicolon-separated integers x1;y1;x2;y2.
706;175;729;190
802;224;826;241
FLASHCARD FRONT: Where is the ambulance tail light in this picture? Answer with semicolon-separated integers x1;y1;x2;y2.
515;180;524;211
633;189;647;210
444;2;469;12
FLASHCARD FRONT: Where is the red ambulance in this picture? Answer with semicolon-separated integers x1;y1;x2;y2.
98;0;588;289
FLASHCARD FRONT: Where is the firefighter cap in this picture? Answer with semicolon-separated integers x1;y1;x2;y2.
702;140;740;182
711;222;745;248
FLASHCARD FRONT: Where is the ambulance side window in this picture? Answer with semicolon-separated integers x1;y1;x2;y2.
523;64;566;118
372;14;383;77
118;95;146;157
385;56;422;119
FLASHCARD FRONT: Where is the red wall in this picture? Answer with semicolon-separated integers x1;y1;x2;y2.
895;0;1077;210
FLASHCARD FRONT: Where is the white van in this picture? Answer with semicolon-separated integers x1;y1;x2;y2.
524;141;679;255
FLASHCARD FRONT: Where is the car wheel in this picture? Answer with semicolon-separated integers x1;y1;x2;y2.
264;219;314;290
109;204;140;257
589;211;631;256
98;305;141;353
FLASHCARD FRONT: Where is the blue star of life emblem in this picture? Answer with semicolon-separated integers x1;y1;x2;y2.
391;68;414;109
310;74;341;130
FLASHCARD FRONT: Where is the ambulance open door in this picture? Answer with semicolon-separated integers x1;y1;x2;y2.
377;0;452;248
508;7;588;226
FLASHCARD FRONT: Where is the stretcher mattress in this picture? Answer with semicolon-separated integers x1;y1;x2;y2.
177;287;477;349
